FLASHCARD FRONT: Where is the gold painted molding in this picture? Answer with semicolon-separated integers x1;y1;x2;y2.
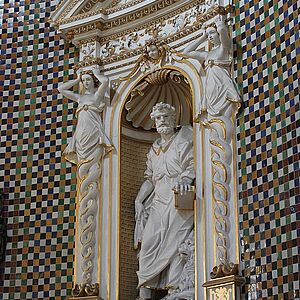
67;6;233;66
107;0;145;14
203;275;245;288
57;0;183;26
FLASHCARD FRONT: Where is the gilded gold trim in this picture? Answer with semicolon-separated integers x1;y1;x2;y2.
210;263;239;279
57;0;182;26
56;0;79;19
208;119;226;140
232;113;240;265
209;139;225;152
210;135;230;265
57;2;232;49
81;0;104;14
108;78;132;300
115;81;139;300
76;58;102;69
203;275;245;288
107;0;144;13
98;172;103;284
211;287;231;300
200;126;206;300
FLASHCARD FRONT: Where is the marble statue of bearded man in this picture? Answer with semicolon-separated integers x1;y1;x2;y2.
134;102;194;299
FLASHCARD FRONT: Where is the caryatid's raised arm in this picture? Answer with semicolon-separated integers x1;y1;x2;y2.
182;30;207;62
92;66;109;108
215;18;232;50
57;68;81;102
183;18;232;62
58;66;109;110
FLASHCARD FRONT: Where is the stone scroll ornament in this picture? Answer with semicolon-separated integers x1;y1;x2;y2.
183;17;241;277
58;65;113;297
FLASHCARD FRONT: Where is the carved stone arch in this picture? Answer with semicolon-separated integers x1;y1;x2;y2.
105;60;205;299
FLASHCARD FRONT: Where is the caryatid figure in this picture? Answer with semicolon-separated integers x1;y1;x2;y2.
58;66;113;295
183;17;241;119
184;18;241;270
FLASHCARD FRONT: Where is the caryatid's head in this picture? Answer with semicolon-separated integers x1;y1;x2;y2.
81;73;95;90
150;102;176;134
147;44;160;60
79;71;99;94
205;26;221;46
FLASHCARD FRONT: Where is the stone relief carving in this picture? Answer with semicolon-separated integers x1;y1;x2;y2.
81;42;96;60
163;232;195;300
198;0;219;13
183;17;241;274
98;6;201;60
95;3;226;61
212;287;232;300
119;39;183;81
134;103;195;300
58;65;113;297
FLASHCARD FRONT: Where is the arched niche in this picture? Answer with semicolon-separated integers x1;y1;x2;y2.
102;59;206;300
120;67;193;299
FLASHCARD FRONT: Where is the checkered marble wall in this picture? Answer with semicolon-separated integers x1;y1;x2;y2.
0;0;78;299
234;0;299;299
0;0;299;299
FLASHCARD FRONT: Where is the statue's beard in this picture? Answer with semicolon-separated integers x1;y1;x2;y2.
157;126;174;134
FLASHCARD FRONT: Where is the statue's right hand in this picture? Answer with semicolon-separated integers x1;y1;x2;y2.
135;202;144;220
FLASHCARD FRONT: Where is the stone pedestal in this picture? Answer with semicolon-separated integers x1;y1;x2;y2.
68;296;102;300
203;275;245;300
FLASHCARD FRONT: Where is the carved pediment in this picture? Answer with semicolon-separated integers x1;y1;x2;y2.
51;0;108;24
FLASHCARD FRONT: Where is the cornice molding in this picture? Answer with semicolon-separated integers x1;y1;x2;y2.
107;0;145;14
59;0;203;41
55;0;186;28
73;5;232;65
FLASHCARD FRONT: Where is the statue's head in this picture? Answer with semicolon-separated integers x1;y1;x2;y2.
150;102;176;134
205;26;220;46
145;39;165;61
79;71;99;94
146;44;160;60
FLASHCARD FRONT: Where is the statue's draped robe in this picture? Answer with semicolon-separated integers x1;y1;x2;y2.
136;126;194;290
63;104;113;164
203;59;241;116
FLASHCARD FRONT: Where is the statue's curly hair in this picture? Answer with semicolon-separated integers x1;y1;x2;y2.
150;102;176;120
80;71;100;87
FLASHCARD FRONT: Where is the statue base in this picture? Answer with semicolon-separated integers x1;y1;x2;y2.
68;297;102;300
203;275;245;300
